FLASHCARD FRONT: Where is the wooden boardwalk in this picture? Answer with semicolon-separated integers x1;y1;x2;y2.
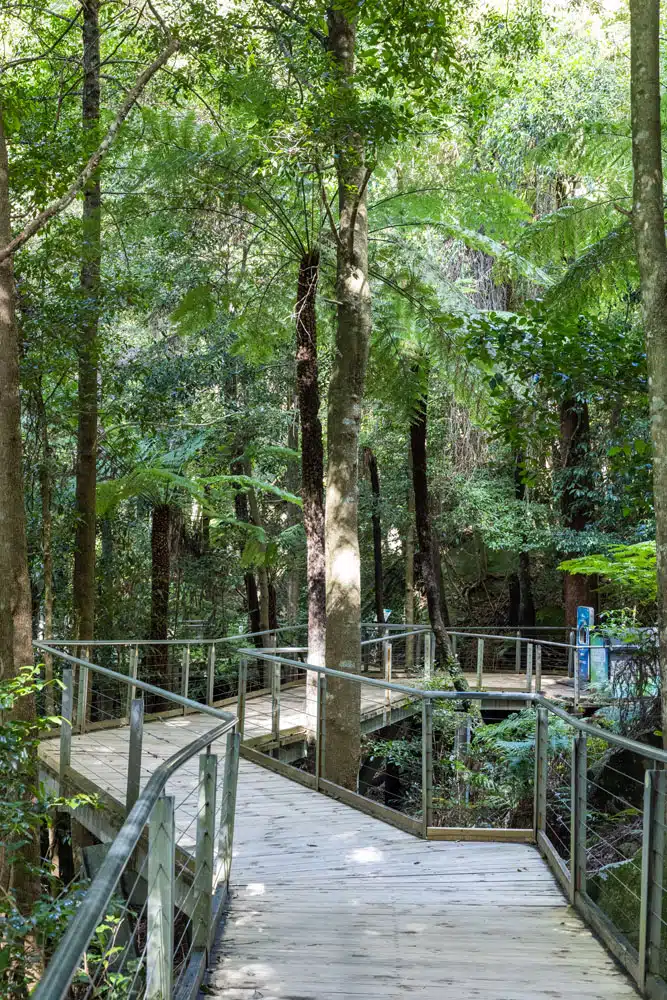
40;712;638;1000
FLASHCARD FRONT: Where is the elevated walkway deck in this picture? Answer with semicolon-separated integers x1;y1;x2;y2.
39;713;638;999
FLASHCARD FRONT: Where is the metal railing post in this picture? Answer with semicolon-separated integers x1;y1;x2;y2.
316;673;327;788
568;630;575;677
515;630;521;672
147;794;175;1000
193;753;217;952
451;633;457;659
570;731;587;904
76;656;89;734
206;644;215;707
525;642;533;693
237;657;247;742
476;638;484;690
422;697;433;837
181;646;191;713
219;730;240;883
383;639;392;716
639;768;666;988
126;697;144;814
424;631;433;680
534;707;548;837
271;658;281;748
127;644;138;715
60;667;73;789
535;644;542;694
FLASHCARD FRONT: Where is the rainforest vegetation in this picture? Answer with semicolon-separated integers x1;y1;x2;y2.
4;0;667;990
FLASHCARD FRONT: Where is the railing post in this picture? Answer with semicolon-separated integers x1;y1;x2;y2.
570;731;587;904
451;632;457;660
60;667;73;789
515;630;521;672
271;657;281;748
424;631;433;680
147;794;175;1000
639;768;666;988
383;639;392;717
76;656;89;734
535;644;542;694
568;630;575;677
206;644;216;707
181;646;190;713
534;707;548;837
237;657;247;742
127;644;138;716
193;753;217;952
316;673;327;788
219;730;240;883
476;638;484;690
126;697;144;814
525;642;533;693
421;697;433;837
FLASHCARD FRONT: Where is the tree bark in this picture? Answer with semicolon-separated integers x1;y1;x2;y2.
323;7;371;790
363;447;385;625
150;503;171;679
405;443;416;669
296;251;326;731
73;0;100;644
232;462;263;646
410;388;459;677
0;106;38;914
559;398;595;629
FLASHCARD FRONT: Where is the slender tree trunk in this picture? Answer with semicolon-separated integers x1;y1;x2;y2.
410;389;460;679
630;0;667;746
232;466;262;646
35;384;55;714
285;400;300;624
73;0;101;643
559;398;595;629
0;106;38;915
405;444;416;669
296;251;326;732
513;454;535;628
99;516;114;638
324;8;372;790
150;503;170;680
363;447;385;625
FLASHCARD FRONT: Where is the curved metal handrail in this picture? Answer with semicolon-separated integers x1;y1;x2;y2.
33;715;237;1000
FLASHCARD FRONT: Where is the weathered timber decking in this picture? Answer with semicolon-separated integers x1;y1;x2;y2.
39;713;638;999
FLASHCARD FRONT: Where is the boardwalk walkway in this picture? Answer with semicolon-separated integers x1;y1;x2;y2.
39;711;638;1000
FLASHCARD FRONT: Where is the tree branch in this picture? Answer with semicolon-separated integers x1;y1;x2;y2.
0;37;179;262
257;0;326;45
317;173;344;253
0;7;82;74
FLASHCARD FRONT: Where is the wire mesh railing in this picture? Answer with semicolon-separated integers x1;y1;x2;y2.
33;643;240;1000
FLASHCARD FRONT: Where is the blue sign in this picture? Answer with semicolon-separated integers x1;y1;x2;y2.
577;606;595;684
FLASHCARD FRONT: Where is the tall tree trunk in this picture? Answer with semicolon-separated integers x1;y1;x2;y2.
296;251;325;732
232;462;262;646
35;383;55;714
559;398;595;629
410;388;459;678
285;399;300;624
405;444;416;670
323;8;372;790
0;106;38;915
630;0;667;746
363;447;385;625
150;503;170;680
73;0;101;643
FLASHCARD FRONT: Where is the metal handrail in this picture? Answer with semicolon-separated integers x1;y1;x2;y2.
241;647;667;766
33;717;236;1000
34;641;235;723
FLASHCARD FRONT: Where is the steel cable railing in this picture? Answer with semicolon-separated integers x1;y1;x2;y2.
33;642;240;1000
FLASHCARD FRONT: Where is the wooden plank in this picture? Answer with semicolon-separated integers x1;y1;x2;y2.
427;826;536;843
